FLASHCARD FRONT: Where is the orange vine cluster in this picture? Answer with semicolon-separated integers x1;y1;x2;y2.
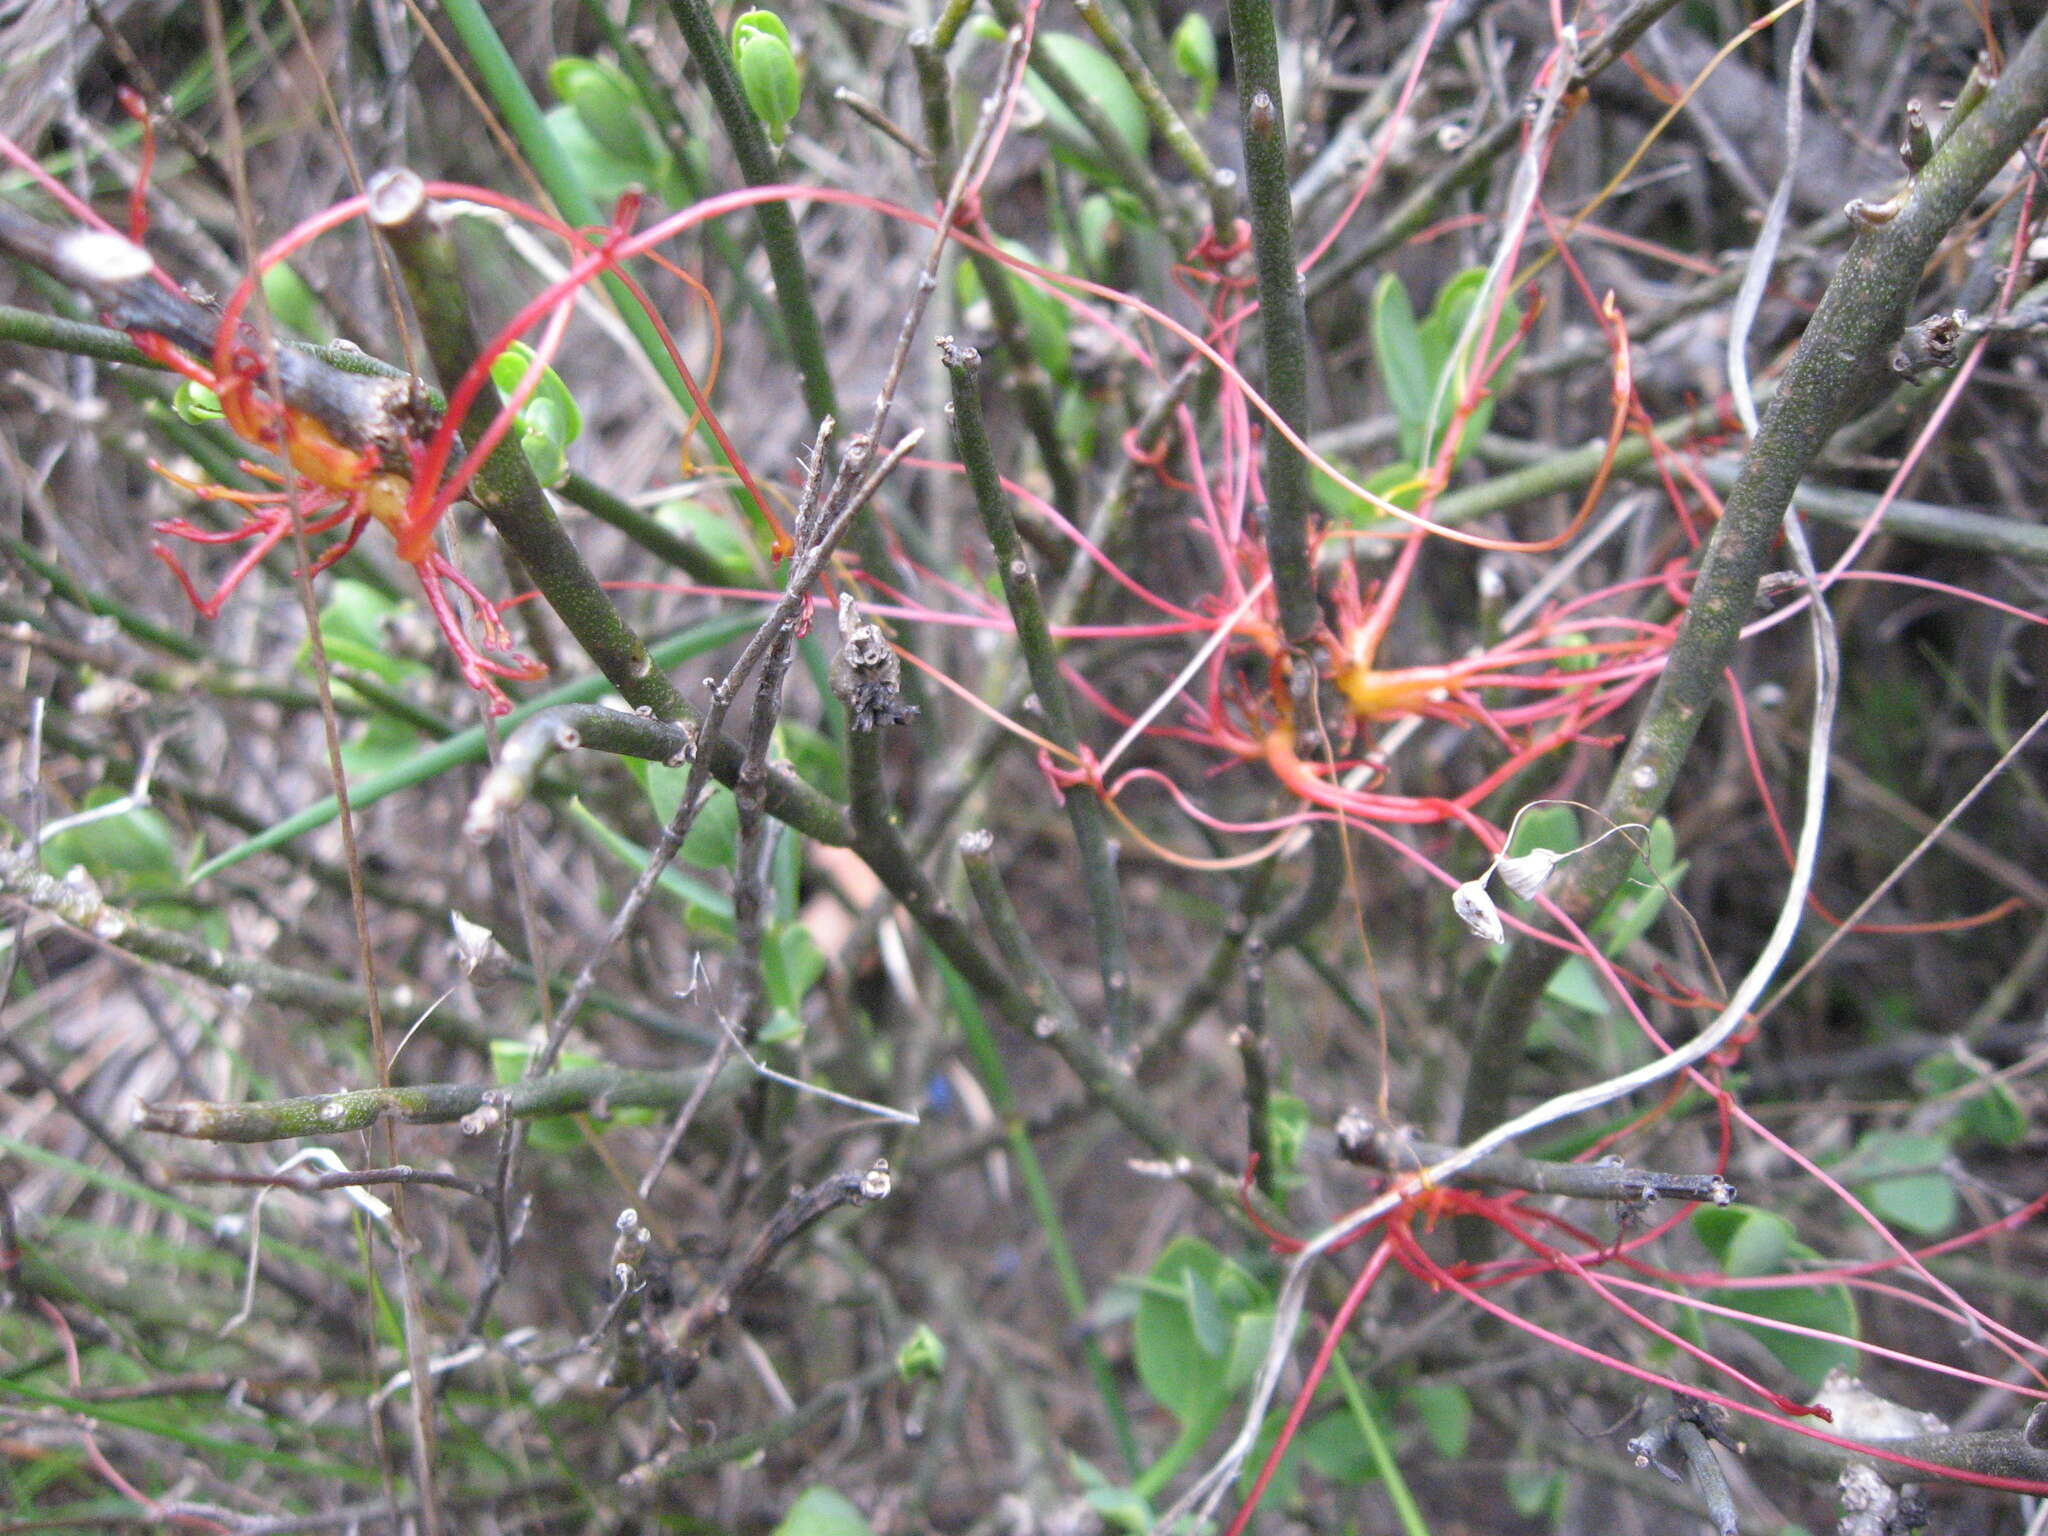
0;96;553;711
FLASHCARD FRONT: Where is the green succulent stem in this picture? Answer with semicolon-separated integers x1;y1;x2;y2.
1456;12;2048;1146
134;1062;722;1142
1225;0;1319;650
370;175;692;723
945;341;1132;1040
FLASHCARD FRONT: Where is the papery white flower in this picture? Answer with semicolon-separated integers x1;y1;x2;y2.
449;911;500;976
1497;848;1561;901
1451;879;1505;944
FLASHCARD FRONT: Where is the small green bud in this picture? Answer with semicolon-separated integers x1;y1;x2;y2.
731;7;790;50
550;56;657;167
896;1324;946;1382
1266;1092;1309;1185
1171;14;1218;117
173;379;223;425
732;10;801;146
490;341;583;488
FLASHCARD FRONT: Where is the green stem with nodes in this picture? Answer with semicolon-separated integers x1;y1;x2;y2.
1458;405;2048;563
958;830;1076;1026
0;846;489;1052
945;341;1132;1040
134;1061;725;1143
837;681;1240;1220
656;0;915;595
656;0;839;428
0;301;152;364
1226;0;1319;651
1220;0;1343;943
912;33;1082;520
371;172;688;721
1740;1405;2048;1489
1457;13;2048;1145
1263;815;1347;946
1236;942;1280;1201
931;0;977;52
466;702;697;841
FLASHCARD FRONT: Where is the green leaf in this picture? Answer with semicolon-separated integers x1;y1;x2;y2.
1404;1380;1472;1457
631;762;739;871
1540;955;1610;1017
955;238;1072;381
40;788;180;895
1069;1453;1155;1531
490;340;583;489
485;342;577;444
1713;1278;1860;1388
731;7;790;48
567;794;733;936
1297;1409;1383;1484
1692;1205;1858;1387
1693;1204;1793;1277
1509;803;1580;859
544;103;656;208
1221;1308;1275;1395
1914;1053;2029;1147
1411;267;1524;464
1082;1485;1153;1532
1134;1237;1224;1422
339;715;426;781
1593;819;1685;955
772;1487;873;1536
1025;32;1150;188
1371;273;1430;461
1182;1265;1229;1358
1312;459;1427;529
1647;815;1677;873
1848;1131;1955;1236
763;920;825;1017
1960;1082;2027;1146
1265;1092;1309;1191
1074;192;1121;270
754;1011;799;1047
779;719;846;800
1546;629;1598;673
652;497;760;581
317;580;415;681
1505;1465;1564;1519
260;260;326;338
1134;1236;1265;1424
